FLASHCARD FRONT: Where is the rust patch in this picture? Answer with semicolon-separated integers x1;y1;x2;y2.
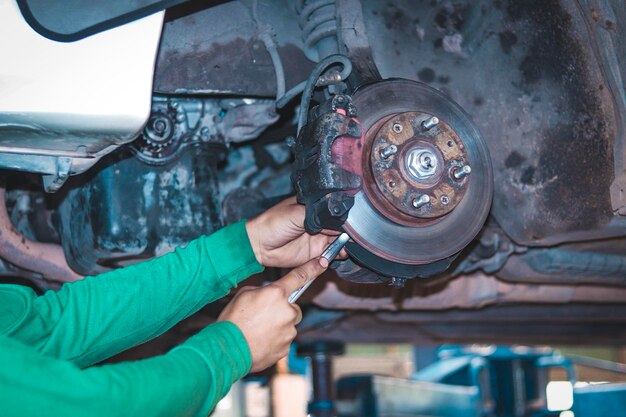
363;112;470;224
154;41;311;96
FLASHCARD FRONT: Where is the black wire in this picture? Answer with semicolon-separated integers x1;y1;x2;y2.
296;54;352;135
276;81;306;110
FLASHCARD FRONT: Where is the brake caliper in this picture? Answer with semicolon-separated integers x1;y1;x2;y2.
292;94;364;232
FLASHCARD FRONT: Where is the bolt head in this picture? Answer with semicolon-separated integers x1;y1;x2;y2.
406;148;438;180
392;123;403;133
440;195;450;205
153;119;167;133
145;114;173;144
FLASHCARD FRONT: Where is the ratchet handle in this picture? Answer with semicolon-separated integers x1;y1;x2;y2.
288;233;350;304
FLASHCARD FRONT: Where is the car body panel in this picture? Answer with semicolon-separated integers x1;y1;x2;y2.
0;1;163;179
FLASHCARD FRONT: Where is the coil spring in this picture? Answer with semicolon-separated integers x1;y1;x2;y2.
296;0;338;62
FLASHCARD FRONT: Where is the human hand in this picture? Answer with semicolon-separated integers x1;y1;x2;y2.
217;258;326;372
245;197;347;268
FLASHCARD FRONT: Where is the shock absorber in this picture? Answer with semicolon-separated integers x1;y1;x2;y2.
296;0;339;62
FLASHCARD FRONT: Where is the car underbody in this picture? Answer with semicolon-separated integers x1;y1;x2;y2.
0;0;625;345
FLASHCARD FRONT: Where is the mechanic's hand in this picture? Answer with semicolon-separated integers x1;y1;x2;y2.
218;258;326;372
246;196;347;268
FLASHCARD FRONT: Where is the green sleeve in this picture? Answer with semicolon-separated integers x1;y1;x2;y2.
0;220;263;367
0;321;252;417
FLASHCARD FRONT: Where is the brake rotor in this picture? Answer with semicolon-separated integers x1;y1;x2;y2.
343;79;493;273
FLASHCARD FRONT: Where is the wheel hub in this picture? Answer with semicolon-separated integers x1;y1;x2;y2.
364;111;471;224
340;79;493;276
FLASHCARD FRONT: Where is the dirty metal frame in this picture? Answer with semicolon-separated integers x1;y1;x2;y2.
354;0;623;248
579;0;626;215
336;0;382;86
296;0;626;259
0;187;81;281
298;303;626;345
0;153;75;192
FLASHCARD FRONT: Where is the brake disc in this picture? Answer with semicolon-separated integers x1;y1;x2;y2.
342;79;493;275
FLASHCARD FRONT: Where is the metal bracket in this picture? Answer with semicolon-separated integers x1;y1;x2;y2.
42;157;72;193
610;173;626;215
336;0;383;86
0;152;74;192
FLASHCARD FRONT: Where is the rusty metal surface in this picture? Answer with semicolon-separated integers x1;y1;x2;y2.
298;304;626;345
584;0;626;215
497;249;626;286
0;188;81;282
344;80;493;265
154;0;313;96
336;0;382;85
309;272;626;311
360;0;621;245
364;111;469;223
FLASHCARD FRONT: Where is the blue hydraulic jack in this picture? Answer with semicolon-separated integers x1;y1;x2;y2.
335;345;626;417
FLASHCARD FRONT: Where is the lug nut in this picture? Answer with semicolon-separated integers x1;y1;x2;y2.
412;194;430;208
392;123;403;133
453;165;472;179
380;144;398;159
422;116;439;130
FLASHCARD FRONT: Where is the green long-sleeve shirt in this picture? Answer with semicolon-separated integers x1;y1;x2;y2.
0;220;264;417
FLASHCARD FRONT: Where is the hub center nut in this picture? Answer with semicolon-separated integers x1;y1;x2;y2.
406;148;439;180
364;111;471;222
